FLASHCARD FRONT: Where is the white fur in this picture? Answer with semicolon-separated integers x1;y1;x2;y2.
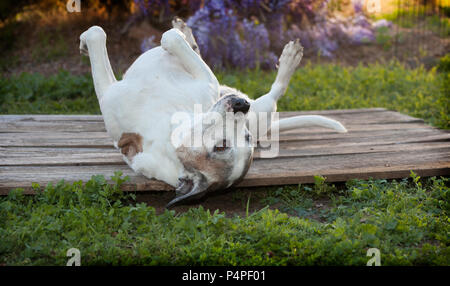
270;115;347;133
81;27;219;186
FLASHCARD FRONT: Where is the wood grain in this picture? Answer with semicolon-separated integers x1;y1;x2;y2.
0;109;449;194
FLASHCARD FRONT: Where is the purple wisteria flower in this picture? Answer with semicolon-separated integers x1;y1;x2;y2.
140;35;157;53
352;0;364;14
135;0;385;67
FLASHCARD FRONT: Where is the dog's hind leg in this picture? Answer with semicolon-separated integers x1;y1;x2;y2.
171;17;201;56
161;28;218;88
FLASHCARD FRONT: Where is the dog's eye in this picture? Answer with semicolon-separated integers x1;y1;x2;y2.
213;140;228;152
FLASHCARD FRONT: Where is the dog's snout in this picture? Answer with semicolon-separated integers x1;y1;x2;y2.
231;98;250;114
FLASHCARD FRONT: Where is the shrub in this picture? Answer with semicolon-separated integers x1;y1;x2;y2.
437;53;450;73
136;0;380;68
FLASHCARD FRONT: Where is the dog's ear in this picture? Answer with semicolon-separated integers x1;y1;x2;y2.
118;132;143;161
166;174;209;208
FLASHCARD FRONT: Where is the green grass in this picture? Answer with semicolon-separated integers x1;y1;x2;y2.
31;31;69;64
0;70;100;114
376;7;450;37
0;62;449;265
0;172;448;266
1;61;449;128
217;61;449;129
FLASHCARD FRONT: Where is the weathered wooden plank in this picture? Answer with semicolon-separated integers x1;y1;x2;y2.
276;127;446;141
1;147;448;194
255;142;450;159
0;109;420;127
274;133;450;149
0;147;122;166
1;141;449;166
0;121;107;133
1;127;443;147
279;109;424;124
240;162;450;187
0;132;113;147
248;149;450;176
1;109;428;134
0;110;448;194
0;109;419;128
0;166;173;194
0;121;430;134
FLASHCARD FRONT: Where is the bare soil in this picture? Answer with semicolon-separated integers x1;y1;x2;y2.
133;186;336;221
135;188;272;217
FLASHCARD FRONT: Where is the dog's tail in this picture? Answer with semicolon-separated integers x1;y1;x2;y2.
270;115;347;133
80;26;117;101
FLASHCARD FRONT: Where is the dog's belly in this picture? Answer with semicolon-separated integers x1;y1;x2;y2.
99;47;219;186
123;47;218;111
101;46;218;138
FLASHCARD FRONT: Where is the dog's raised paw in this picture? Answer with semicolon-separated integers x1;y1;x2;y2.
171;17;200;55
161;28;186;53
279;39;304;69
172;17;187;30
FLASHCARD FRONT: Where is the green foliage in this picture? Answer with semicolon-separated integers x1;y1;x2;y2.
0;21;20;53
1;173;448;265
0;71;100;114
217;61;449;129
0;63;450;129
375;26;393;50
31;31;69;63
426;14;450;37
379;7;450;37
438;53;450;73
1;62;447;128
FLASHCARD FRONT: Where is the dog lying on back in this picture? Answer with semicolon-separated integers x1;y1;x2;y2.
79;18;347;207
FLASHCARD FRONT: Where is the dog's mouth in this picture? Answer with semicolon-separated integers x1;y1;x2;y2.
166;175;208;208
166;172;230;208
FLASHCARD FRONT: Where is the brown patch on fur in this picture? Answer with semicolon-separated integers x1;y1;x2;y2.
118;132;143;161
176;146;229;183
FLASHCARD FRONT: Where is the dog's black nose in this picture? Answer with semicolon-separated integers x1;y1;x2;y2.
231;97;250;114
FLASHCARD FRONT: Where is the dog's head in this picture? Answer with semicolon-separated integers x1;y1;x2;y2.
167;93;254;207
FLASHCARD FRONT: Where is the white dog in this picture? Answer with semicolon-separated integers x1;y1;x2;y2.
79;19;346;207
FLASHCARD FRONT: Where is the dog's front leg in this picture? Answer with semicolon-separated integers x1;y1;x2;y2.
251;39;303;114
249;39;303;139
